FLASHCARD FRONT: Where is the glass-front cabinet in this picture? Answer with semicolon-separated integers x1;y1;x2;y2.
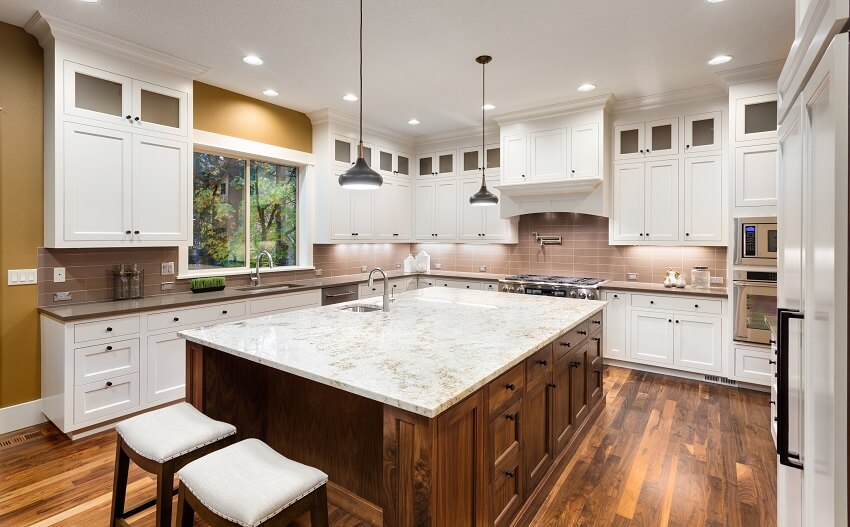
485;143;500;174
377;148;410;178
460;147;483;176
684;111;721;154
614;123;645;161
735;94;778;143
64;61;188;137
645;118;679;158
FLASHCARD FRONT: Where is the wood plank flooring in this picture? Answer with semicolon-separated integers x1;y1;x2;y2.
0;366;775;527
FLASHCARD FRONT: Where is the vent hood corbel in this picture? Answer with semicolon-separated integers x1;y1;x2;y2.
491;94;612;219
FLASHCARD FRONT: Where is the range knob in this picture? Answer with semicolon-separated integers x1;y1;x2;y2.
578;291;588;299
568;290;578;298
516;285;525;294
502;285;514;293
586;291;596;300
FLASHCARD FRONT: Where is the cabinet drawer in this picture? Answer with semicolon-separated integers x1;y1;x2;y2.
588;310;604;332
148;301;246;331
631;294;722;315
435;279;481;290
554;321;590;361
359;282;385;298
74;316;140;343
74;338;140;386
481;282;499;292
73;372;140;424
249;290;321;315
734;346;773;385
488;364;524;419
525;344;553;389
490;398;522;471
490;446;522;527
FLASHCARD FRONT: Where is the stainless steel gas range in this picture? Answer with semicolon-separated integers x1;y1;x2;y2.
498;275;607;300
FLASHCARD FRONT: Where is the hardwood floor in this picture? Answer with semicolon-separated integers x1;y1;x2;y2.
0;366;775;527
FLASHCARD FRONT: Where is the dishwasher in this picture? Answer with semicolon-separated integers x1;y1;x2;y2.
321;284;358;306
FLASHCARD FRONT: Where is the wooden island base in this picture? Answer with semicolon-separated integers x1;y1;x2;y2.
186;313;605;527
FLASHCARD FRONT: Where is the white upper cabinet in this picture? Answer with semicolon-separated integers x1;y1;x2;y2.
330;180;374;240
683;155;723;242
735;144;778;208
378;148;412;179
684;111;721;154
502;133;528;183
459;176;511;241
645;118;679;158
614;123;645;161
484;143;501;175
569;123;599;178
374;178;412;240
131;80;188;137
643;160;679;242
735;94;778;144
131;135;188;241
415;179;457;240
460;147;483;177
611;163;645;242
530;129;567;182
416;153;436;177
333;135;356;167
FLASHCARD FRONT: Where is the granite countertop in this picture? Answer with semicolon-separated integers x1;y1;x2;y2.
600;281;729;298
179;287;605;418
37;270;508;321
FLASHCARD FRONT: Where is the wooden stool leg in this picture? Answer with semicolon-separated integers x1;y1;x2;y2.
176;485;194;527
309;485;329;527
110;437;130;527
155;462;175;527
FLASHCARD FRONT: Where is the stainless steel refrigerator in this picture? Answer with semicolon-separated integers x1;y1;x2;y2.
776;3;848;523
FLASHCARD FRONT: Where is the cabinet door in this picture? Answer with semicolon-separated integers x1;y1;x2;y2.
735;93;778;143
630;310;674;365
482;177;508;239
417;153;435;177
374;179;398;239
684;111;721;154
569;122;599;178
378;148;395;178
395;152;411;178
436;150;456;178
604;292;628;359
645;118;679;158
614;123;645;161
333;136;356;167
393;179;412;239
414;181;436;239
683;155;724;242
459;177;485;240
132;135;188;242
523;381;553;493
351;189;374;240
587;334;603;405
611;163;645;242
502;134;528;183
131;80;188;137
434;179;457;239
569;346;589;427
644;159;679;242
63;122;133;242
485;143;501;175
735;144;778;207
330;178;354;240
673;315;722;373
490;399;523;527
460;147;483;177
146;332;186;403
64;61;132;128
530;128;566;182
552;352;575;453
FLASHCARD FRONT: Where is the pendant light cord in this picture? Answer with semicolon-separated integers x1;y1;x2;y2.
481;59;486;186
359;0;364;150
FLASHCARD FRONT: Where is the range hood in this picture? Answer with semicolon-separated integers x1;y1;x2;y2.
494;178;607;218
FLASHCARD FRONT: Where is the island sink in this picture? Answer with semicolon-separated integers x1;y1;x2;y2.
339;304;382;313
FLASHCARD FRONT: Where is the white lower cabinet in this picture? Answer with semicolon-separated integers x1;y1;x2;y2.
73;372;140;424
605;290;727;377
146;332;187;404
733;344;774;384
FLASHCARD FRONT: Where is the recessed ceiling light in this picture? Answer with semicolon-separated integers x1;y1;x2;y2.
705;0;725;3
262;89;279;97
408;119;420;125
577;83;597;92
708;55;733;65
343;93;359;102
80;0;99;3
242;55;263;66
481;104;495;111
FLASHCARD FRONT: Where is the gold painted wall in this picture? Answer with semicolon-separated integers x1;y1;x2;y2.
0;22;44;408
193;82;312;152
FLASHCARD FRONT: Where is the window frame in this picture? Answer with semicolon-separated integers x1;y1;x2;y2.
178;130;315;279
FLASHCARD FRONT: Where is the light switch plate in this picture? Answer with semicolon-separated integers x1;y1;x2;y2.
53;267;66;283
161;262;175;275
8;269;37;286
54;292;72;301
315;269;323;276
360;265;367;272
435;263;442;270
710;276;724;285
627;272;639;281
161;282;175;290
479;266;487;272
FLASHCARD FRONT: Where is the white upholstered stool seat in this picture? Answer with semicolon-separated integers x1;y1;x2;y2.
177;438;328;527
115;402;236;463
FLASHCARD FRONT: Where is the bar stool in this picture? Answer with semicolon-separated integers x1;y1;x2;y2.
110;402;237;527
176;438;329;527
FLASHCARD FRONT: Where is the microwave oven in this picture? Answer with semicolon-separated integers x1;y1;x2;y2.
734;217;778;266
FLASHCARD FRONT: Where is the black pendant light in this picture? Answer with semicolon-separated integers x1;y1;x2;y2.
469;55;498;206
338;0;383;189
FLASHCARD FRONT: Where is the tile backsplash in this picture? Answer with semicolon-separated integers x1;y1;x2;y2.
37;213;726;307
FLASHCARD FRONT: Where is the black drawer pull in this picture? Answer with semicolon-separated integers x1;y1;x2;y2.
504;414;515;421
577;330;587;335
505;383;516;391
592;337;601;342
591;320;601;325
106;346;113;351
173;317;180;322
222;310;228;314
536;360;548;366
106;381;113;387
547;383;557;389
505;470;514;478
769;360;777;365
650;300;655;304
570;362;581;369
559;342;571;347
695;304;700;308
106;327;113;332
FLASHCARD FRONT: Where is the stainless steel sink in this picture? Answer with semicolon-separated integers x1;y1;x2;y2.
235;283;306;292
339;304;382;313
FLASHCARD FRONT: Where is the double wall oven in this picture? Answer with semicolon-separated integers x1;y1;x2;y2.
733;270;777;346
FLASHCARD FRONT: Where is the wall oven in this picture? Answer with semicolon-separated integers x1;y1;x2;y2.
734;216;778;266
733;270;778;345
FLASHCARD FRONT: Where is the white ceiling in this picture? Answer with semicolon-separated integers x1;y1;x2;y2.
0;0;794;136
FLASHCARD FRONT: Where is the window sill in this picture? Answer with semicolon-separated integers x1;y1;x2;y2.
177;266;315;281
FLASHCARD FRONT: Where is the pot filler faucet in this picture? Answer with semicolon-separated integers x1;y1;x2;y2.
251;250;274;286
368;267;391;312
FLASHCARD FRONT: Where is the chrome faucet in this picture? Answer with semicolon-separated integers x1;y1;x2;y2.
251;250;274;286
368;267;390;312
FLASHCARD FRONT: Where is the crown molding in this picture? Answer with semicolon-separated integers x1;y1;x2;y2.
412;124;499;148
307;108;415;146
612;84;726;113
492;94;613;126
24;12;208;78
714;60;785;87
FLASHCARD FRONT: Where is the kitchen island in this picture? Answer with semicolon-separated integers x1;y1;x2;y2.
179;287;605;527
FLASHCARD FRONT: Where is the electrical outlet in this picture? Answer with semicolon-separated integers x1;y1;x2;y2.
479;266;487;272
53;292;72;301
315;269;323;276
8;269;37;285
627;272;639;281
710;276;724;285
161;262;175;275
161;282;175;291
360;265;367;272
53;267;66;283
396;263;401;269
435;263;442;270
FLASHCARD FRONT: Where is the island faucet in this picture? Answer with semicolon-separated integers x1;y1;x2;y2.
368;267;391;312
251;250;274;286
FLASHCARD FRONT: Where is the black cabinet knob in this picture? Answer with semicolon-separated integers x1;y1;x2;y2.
125;115;132;120
675;320;680;324
106;381;113;387
647;149;651;153
222;310;228;314
570;362;581;368
106;346;113;351
695;304;699;308
125;230;131;235
173;317;179;322
769;360;777;365
668;319;672;323
134;230;140;235
578;330;587;335
505;383;516;391
685;233;690;236
639;149;644;154
639;233;644;236
505;471;514;478
686;144;690;149
613;294;619;298
521;174;526;178
770;400;776;405
571;169;576;173
504;414;515;421
650;301;655;304
134;117;140;121
537;360;548;366
106;327;113;332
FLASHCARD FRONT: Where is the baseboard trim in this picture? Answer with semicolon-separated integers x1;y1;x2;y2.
0;399;46;435
604;359;770;392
